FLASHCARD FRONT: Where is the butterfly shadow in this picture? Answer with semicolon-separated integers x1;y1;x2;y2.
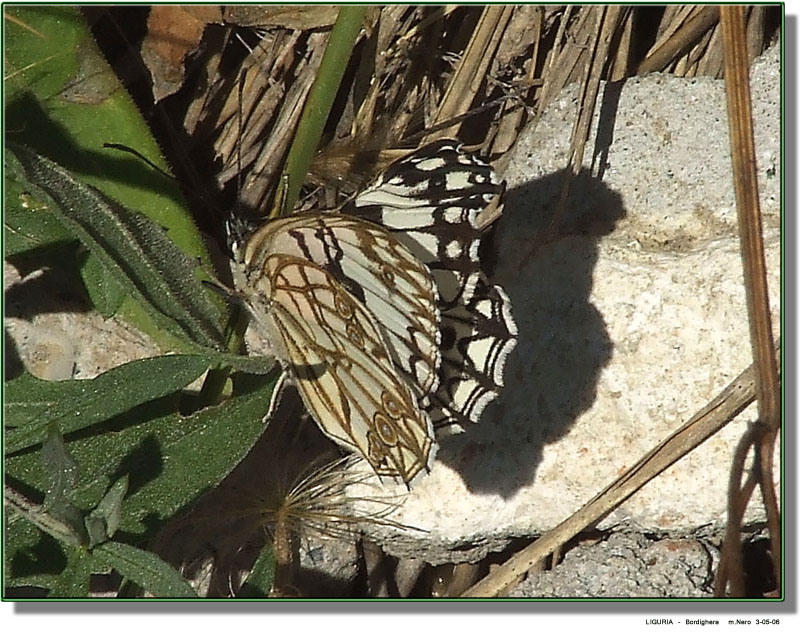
435;168;627;498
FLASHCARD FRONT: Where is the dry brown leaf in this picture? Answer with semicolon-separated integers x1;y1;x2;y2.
141;5;222;102
222;5;339;30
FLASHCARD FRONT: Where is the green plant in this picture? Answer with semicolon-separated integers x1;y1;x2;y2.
4;6;277;598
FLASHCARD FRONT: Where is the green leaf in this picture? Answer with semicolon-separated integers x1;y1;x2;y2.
49;548;93;598
4;516;66;590
40;426;87;546
9;144;225;350
42;425;79;506
93;541;197;598
238;544;276;598
78;248;127;318
4;153;74;257
111;376;277;537
6;354;211;453
4;6;224;346
4;6;207;265
83;515;107;552
6;374;278;544
5;485;85;549
2;8;287;592
86;475;129;546
6;374;278;591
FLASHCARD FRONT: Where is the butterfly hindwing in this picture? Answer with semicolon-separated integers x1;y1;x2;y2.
430;275;518;431
344;140;518;432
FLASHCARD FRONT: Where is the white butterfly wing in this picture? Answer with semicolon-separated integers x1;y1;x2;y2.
236;216;440;484
243;214;441;400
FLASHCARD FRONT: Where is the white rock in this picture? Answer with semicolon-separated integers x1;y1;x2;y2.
349;42;781;565
4;262;161;380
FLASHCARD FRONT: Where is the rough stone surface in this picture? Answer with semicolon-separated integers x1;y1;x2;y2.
4;262;161;380
508;533;718;598
348;43;781;565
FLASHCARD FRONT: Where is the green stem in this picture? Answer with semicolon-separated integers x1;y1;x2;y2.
273;6;368;218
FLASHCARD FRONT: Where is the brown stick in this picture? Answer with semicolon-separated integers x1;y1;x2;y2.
717;4;781;596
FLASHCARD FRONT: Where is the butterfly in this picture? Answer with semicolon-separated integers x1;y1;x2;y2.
233;213;441;484
231;140;516;484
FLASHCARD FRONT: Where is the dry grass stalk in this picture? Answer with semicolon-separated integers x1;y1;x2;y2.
162;6;776;217
429;5;513;141
608;9;634;81
639;5;719;75
536;6;588;111
488;7;543;157
714;5;781;598
553;7;625;221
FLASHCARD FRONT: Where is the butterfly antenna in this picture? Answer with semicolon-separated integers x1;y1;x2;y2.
225;67;260;259
103;143;176;181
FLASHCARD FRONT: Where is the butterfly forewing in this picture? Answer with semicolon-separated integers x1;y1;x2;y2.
242;214;441;399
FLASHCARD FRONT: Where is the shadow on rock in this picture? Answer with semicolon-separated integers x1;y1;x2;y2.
437;168;626;497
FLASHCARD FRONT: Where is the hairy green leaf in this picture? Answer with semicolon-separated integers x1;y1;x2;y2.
86;475;129;546
93;541;197;598
4;5;206;264
4;6;223;347
6;355;211;453
49;548;93;598
9;144;225;349
40;427;87;546
6;375;277;543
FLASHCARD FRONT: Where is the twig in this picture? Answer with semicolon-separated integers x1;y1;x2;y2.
715;4;781;597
